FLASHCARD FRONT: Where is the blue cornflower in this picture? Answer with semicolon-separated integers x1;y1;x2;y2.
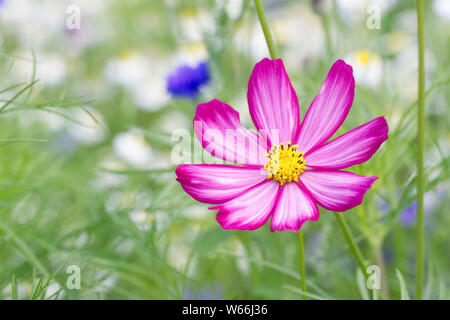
166;61;210;99
400;200;418;227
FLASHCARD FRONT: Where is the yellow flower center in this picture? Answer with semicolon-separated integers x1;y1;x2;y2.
264;142;306;186
356;49;371;65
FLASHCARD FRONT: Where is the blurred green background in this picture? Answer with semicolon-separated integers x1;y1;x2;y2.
0;0;448;299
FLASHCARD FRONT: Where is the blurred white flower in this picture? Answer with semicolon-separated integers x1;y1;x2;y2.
12;52;67;87
179;8;215;42
156;111;190;134
433;0;450;20
129;209;154;231
45;282;63;299
42;112;67;132
385;31;414;55
272;4;325;69
37;54;67;86
1;0;65;49
167;242;190;270
218;0;244;20
0;0;32;25
173;42;209;66
105;51;173;111
233;22;268;61
113;129;153;168
132;79;171;111
346;49;383;88
66;107;107;145
104;52;149;88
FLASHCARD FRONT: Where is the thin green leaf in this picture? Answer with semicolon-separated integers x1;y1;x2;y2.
283;285;327;300
0;80;40;112
11;275;17;300
396;269;410;300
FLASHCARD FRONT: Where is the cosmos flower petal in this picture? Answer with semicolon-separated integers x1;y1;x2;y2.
194;99;267;165
296;60;355;153
176;164;266;204
270;182;319;232
248;58;300;146
211;180;280;230
305;116;388;169
300;170;377;212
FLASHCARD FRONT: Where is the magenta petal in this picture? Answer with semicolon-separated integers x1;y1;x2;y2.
176;164;266;204
296;60;355;153
248;58;300;146
211;180;279;230
305;116;388;169
270;182;319;232
194;99;267;166
300;170;377;212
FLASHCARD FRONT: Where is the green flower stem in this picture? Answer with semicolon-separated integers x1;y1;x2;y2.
334;214;369;279
374;246;390;300
254;0;277;60
416;0;426;300
253;0;307;299
298;230;307;300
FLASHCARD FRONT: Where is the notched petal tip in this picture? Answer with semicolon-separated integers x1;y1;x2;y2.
269;215;318;233
248;57;300;145
296;58;355;153
333;59;354;72
300;170;379;212
328;59;355;87
255;57;284;66
192;100;266;165
304;115;389;170
194;99;239;122
378;115;389;140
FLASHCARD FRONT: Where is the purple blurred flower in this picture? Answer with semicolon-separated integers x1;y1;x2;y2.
400;200;418;227
167;61;210;99
183;283;222;300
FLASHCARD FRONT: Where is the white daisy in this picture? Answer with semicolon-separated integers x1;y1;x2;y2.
113;129;153;169
346;49;383;88
104;51;150;88
433;0;450;21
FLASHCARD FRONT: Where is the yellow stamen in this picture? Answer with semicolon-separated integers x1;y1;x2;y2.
264;142;306;186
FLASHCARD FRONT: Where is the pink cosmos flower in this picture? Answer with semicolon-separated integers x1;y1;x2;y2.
176;59;388;232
